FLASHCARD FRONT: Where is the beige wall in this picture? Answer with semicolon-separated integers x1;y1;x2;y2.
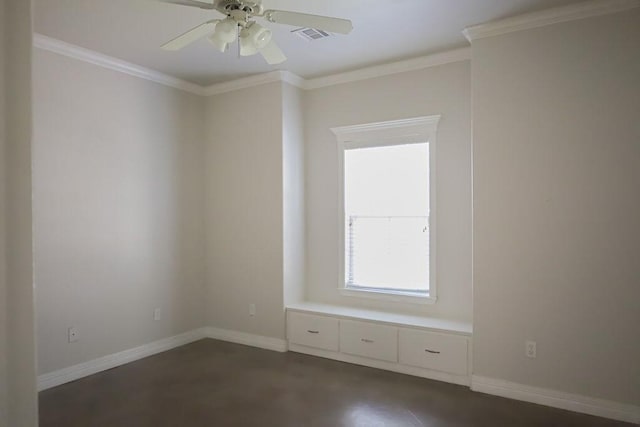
204;82;286;339
472;9;640;405
204;65;473;336
3;0;38;425
304;62;473;321
282;83;305;306
33;49;206;375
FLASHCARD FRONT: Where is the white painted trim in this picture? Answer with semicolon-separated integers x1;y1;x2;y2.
202;70;302;96
204;327;288;352
37;328;208;391
303;47;471;90
463;0;640;42
201;51;470;93
37;326;287;391
33;33;205;95
32;34;469;95
331;115;441;141
471;375;640;424
200;47;470;93
289;343;470;386
280;71;306;89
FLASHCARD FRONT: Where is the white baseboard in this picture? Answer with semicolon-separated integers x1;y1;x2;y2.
288;343;470;386
471;375;640;424
38;328;208;391
38;326;288;391
204;327;288;353
37;330;639;424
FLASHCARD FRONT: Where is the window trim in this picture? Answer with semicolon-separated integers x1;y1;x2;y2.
331;115;440;304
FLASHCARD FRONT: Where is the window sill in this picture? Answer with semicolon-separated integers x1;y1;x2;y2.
339;287;437;305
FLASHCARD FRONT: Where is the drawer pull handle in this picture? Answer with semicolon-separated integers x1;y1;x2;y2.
425;349;441;354
307;330;319;334
361;338;374;343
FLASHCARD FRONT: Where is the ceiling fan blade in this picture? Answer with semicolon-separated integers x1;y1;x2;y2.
157;0;216;9
162;20;218;51
263;10;353;34
259;39;287;65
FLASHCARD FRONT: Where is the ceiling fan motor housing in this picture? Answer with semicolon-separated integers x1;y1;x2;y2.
217;0;264;17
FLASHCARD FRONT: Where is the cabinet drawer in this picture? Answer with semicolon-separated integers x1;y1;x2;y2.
340;320;398;362
288;312;339;351
399;328;468;375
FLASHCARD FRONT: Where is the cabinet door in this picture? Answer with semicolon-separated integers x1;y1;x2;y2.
340;319;398;362
288;312;340;351
399;328;468;375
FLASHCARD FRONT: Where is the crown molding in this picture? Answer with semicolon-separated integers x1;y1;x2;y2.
202;48;469;94
202;70;304;96
280;71;306;89
33;33;205;95
463;0;640;42
303;47;471;90
33;34;469;96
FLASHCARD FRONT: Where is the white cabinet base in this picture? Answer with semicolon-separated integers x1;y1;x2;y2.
286;305;472;387
288;312;339;352
399;328;468;376
340;320;398;362
288;343;470;386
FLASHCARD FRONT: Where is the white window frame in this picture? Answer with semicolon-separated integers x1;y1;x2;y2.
331;115;440;305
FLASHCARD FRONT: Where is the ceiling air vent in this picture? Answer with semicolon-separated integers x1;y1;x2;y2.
291;27;331;41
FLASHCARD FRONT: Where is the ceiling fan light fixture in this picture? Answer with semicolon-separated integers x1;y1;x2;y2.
252;27;272;49
209;17;238;52
239;22;272;56
208;34;228;52
239;36;256;56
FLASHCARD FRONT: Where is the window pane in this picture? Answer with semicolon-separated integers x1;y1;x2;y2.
344;143;429;294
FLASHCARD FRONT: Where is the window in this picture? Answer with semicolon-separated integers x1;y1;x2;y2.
331;116;440;303
345;143;429;294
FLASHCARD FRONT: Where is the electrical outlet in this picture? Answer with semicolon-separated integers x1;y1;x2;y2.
526;340;537;358
68;327;79;343
249;303;256;317
153;308;161;321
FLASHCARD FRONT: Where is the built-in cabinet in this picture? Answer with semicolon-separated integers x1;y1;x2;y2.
340;319;398;363
288;312;340;352
286;303;472;386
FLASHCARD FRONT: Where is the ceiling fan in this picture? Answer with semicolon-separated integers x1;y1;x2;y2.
160;0;353;65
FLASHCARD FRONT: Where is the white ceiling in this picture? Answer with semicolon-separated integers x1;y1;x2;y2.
34;0;584;86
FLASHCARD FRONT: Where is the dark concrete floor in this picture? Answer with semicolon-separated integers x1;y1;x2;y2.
39;339;631;427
